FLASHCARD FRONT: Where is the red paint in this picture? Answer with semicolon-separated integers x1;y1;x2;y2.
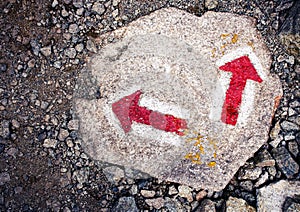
112;90;187;135
219;56;262;125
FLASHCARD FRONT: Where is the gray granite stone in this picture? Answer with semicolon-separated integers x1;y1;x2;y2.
74;8;282;191
113;197;138;212
257;180;300;212
197;199;216;212
271;146;299;178
226;197;255;212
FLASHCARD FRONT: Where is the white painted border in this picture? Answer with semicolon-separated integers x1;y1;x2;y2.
105;87;189;146
211;46;266;126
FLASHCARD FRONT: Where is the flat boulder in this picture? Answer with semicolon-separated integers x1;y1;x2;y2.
74;8;282;191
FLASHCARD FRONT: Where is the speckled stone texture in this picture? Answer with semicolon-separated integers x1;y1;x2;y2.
257;180;300;212
74;8;282;191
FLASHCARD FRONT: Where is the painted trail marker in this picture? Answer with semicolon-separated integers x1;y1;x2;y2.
74;8;282;191
219;55;263;125
112;90;187;135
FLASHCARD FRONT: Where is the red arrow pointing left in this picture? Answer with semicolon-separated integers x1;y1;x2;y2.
112;90;187;136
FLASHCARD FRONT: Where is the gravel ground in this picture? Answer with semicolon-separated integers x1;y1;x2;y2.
0;0;299;211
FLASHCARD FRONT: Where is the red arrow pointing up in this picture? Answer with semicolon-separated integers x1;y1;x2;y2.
219;55;263;125
112;90;187;136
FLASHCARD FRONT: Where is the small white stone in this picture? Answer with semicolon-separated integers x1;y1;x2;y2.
168;185;178;195
112;9;118;18
113;0;120;7
69;23;79;34
255;172;269;187
68;119;79;130
226;197;255;212
65;48;77;59
66;139;74;148
58;129;69;141
76;8;84;16
86;40;97;53
61;9;69;17
178;185;193;202
52;0;58;7
92;2;105;15
145;198;165;209
43;139;58;148
141;190;156;198
41;46;52;57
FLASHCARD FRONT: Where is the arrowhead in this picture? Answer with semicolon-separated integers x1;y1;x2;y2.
219;56;262;83
112;90;142;133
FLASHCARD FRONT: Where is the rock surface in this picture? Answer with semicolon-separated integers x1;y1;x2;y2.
0;0;298;211
257;180;300;212
74;7;282;191
226;196;256;212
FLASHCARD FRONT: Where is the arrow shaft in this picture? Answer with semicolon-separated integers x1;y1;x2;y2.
130;105;187;136
221;76;247;125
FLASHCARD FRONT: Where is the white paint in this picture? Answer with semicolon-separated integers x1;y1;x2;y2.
139;97;190;119
211;46;266;125
209;72;231;122
131;123;183;147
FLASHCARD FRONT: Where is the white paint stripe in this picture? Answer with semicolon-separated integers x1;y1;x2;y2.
238;81;255;126
209;72;230;121
131;123;183;147
139;97;190;119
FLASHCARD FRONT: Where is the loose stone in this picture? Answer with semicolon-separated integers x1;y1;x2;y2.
65;48;77;59
92;2;105;15
196;190;207;201
281;120;299;131
43;139;58;148
145;198;165;209
69;23;79;34
41;46;52;57
226;196;255;212
178;185;193;202
271;146;299;178
113;197;138;212
198;199;216;212
103;166;124;183
0;172;10;185
86;40;97;53
255;172;269;187
238;166;262;181
257;180;300;211
0;63;8;72
58;129;69;141
141;190;155;198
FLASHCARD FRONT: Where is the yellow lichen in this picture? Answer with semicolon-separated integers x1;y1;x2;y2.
211;48;216;57
208;161;216;167
231;33;238;44
184;132;218;167
247;41;255;50
221;33;230;39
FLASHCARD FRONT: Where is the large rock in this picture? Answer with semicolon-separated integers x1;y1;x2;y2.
112;197;138;212
74;8;282;191
278;1;300;60
226;197;255;212
257;180;300;212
